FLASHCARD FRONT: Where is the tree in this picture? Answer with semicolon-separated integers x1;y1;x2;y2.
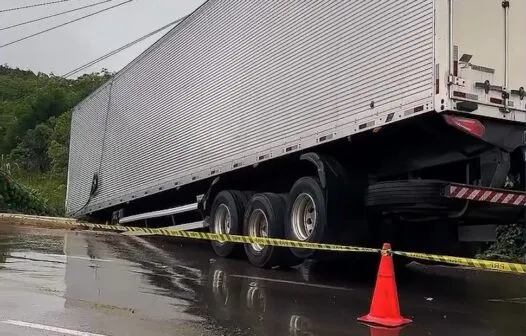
48;140;69;176
10;124;53;172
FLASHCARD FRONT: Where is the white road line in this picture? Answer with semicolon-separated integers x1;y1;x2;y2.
8;252;116;263
1;320;107;336
65;255;117;263
45;252;116;263
488;297;526;304
229;274;353;291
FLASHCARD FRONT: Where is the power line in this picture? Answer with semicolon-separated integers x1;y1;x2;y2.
0;0;133;48
63;18;182;77
62;17;184;78
0;0;78;13
0;0;115;32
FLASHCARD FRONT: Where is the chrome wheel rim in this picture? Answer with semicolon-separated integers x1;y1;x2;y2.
291;193;316;241
247;209;268;252
212;269;228;305
246;282;266;313
213;204;231;243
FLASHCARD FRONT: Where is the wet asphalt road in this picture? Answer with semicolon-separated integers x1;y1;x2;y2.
0;224;524;336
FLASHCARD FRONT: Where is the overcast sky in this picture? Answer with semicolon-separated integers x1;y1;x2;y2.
0;0;205;77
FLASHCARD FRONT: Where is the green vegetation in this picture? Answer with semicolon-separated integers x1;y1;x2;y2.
478;224;525;262
0;65;111;215
0;163;55;215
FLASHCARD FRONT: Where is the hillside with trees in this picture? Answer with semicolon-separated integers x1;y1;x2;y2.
0;65;111;215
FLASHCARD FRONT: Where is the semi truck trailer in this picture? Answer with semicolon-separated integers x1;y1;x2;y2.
67;0;526;268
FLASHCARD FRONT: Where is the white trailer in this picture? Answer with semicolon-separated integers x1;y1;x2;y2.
67;0;526;267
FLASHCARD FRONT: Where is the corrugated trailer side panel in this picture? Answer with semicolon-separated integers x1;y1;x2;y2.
67;0;435;216
66;84;111;213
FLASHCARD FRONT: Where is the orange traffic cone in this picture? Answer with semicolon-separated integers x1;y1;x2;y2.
358;243;412;327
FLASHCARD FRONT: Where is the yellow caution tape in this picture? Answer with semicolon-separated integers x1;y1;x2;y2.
78;223;380;253
394;251;526;274
78;223;526;275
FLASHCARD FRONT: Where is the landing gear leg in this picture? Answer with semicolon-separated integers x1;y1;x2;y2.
480;148;510;188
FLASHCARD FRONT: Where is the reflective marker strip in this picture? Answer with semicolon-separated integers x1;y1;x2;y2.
491;193;503;202
467;189;480;199
1;320;107;336
457;187;469;198
480;191;492;201
448;185;526;206
514;195;525;205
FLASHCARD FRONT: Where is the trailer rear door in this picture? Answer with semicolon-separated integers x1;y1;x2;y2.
451;0;526;116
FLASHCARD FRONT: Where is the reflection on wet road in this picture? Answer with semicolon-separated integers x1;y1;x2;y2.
0;224;524;335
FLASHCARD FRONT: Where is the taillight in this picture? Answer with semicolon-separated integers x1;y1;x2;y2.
443;115;485;138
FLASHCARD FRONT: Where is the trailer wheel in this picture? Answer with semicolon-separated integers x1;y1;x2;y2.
285;177;327;259
210;190;248;257
243;193;301;268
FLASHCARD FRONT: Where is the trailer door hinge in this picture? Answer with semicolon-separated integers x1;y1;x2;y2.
448;75;465;86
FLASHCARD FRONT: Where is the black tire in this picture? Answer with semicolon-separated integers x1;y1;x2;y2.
243;193;301;268
285;177;328;260
209;190;248;258
366;180;451;208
